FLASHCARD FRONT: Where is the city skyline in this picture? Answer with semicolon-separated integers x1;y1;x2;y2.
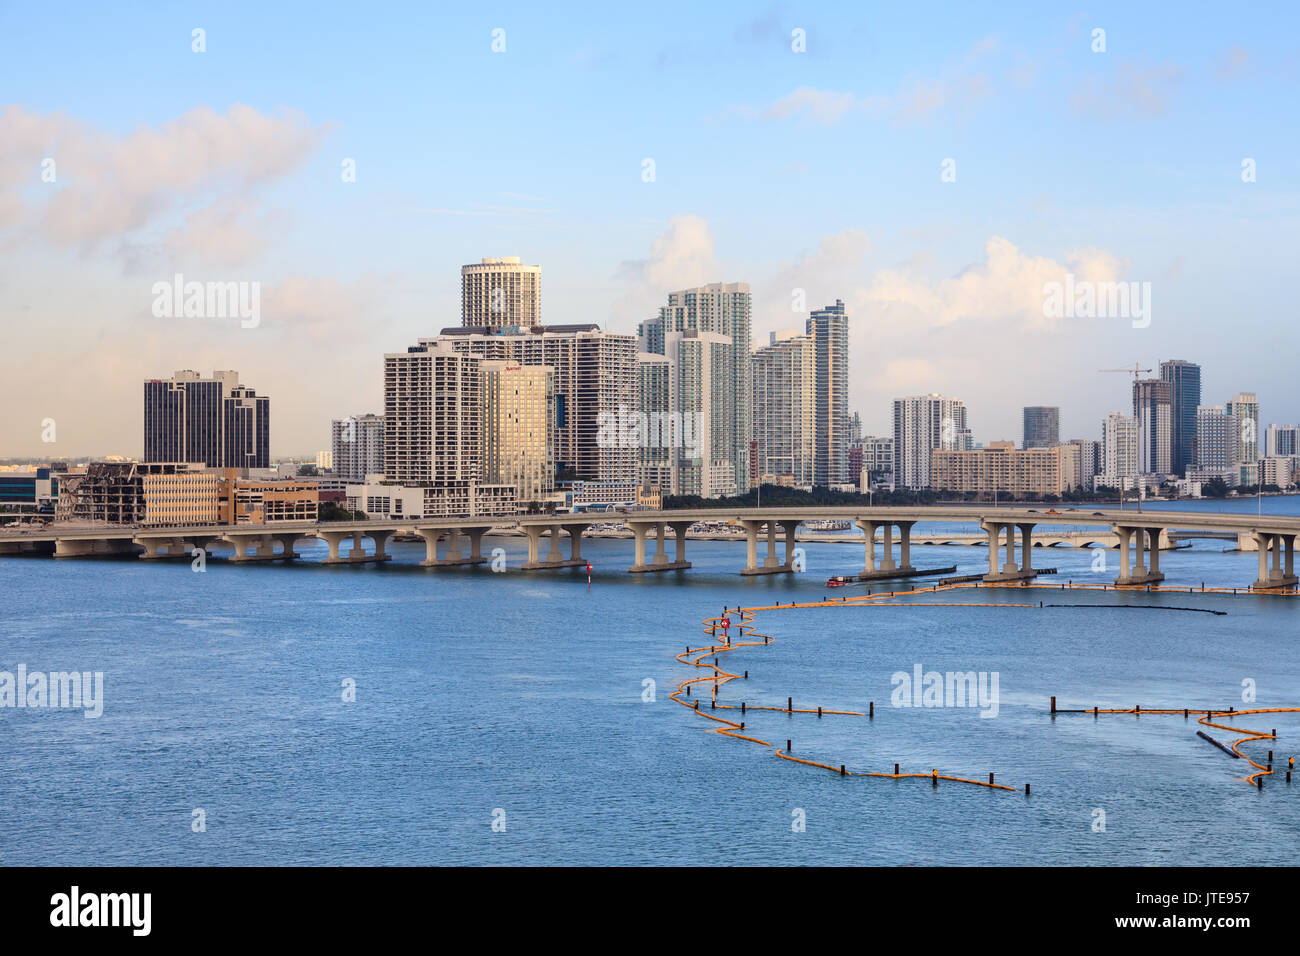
3;4;1299;457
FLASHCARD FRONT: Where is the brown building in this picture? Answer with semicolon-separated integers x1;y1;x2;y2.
218;471;319;524
930;441;1080;497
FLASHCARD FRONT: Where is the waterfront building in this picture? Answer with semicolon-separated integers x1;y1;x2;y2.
1159;359;1201;476
892;394;970;490
0;468;57;514
1100;412;1138;489
331;414;386;482
638;282;752;497
223;477;319;524
144;370;270;469
436;324;636;483
461;256;541;331
930;441;1080;497
56;461;191;525
808;300;849;486
1022;406;1060;449
141;471;222;526
479;361;555;504
634;352;675;494
1197;405;1234;470
1266;424;1298;458
1225;392;1260;465
1067;439;1101;489
1132;379;1172;476
752;330;816;489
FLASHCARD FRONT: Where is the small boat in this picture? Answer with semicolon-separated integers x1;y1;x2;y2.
826;575;851;587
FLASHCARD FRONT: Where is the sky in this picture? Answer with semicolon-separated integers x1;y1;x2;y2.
1;1;1298;458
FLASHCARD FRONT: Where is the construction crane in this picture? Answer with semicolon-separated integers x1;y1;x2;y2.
1098;363;1152;381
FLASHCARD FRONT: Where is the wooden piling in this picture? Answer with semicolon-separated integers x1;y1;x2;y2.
894;763;899;775
869;701;874;718
1050;696;1056;714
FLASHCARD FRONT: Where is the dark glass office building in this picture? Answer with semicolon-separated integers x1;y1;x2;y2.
1022;406;1060;449
144;371;270;468
1160;359;1201;477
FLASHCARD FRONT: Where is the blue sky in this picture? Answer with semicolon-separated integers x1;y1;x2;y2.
1;1;1297;456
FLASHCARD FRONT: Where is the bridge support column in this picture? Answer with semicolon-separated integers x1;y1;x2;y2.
763;523;778;568
1002;525;1018;574
522;522;585;570
896;521;914;572
783;521;799;571
1018;523;1034;572
670;521;692;568
879;523;896;571
654;522;668;566
321;529;391;565
1253;532;1298;589
275;534;300;561
418;529;441;565
856;521;879;574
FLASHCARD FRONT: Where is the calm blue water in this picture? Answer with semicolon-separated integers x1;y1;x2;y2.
2;497;1299;866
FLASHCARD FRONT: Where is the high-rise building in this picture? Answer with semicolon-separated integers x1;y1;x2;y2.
638;282;752;497
461;257;541;331
1196;405;1234;470
384;342;481;486
1101;412;1138;489
144;370;269;469
634;352;675;493
1159;359;1201;476
1022;406;1060;449
479;361;555;503
892;394;970;490
1224;393;1260;465
931;442;1080;497
331;413;385;482
1132;379;1172;475
860;436;894;487
1067;438;1101;489
436;324;636;483
1266;424;1299;458
752;330;816;488
807;300;849;486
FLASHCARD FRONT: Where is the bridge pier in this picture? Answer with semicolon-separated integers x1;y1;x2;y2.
982;521;1037;582
1114;526;1165;585
1252;532;1298;590
854;520;915;579
739;519;798;575
318;529;392;565
628;520;691;572
134;536;192;559
417;527;489;567
54;537;139;558
522;522;587;570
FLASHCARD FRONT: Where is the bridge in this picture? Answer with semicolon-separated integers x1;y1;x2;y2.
1;506;1296;590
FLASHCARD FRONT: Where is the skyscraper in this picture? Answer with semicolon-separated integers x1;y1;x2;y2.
1022;406;1060;449
436;324;636;483
1224;393;1260;464
460;257;541;331
1159;359;1201;476
808;299;849;486
1196;405;1234;470
1266;424;1298;458
479;361;555;503
331;413;386;482
752;330;816;487
638;282;752;497
1101;412;1138;488
892;394;970;490
384;343;481;486
1132;379;1172;475
143;370;269;469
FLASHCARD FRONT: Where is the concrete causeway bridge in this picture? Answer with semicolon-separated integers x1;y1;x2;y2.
1;506;1296;591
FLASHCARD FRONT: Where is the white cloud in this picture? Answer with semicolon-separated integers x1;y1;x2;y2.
0;103;331;255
